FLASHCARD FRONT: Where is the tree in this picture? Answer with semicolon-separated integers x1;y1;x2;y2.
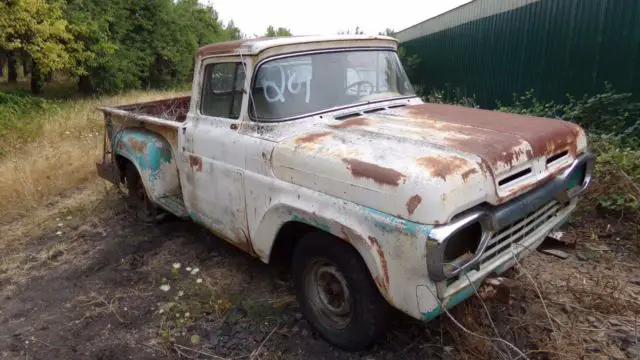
66;0;243;94
6;51;17;83
338;26;365;35
265;25;292;37
379;28;395;37
0;0;87;93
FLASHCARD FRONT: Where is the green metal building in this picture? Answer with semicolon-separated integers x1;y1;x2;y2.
396;0;640;108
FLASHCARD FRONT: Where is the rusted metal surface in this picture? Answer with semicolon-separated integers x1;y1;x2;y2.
403;103;584;162
295;131;334;144
368;236;389;293
461;168;478;182
406;195;422;216
417;155;472;181
188;155;202;172
196;35;397;58
328;117;372;129
342;158;406;187
197;39;250;58
96;36;592;328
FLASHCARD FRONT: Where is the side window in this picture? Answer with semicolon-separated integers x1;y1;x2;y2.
201;62;245;119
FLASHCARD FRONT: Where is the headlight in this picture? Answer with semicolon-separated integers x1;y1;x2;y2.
427;212;492;282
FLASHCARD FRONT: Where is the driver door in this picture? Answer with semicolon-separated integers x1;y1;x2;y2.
181;57;251;250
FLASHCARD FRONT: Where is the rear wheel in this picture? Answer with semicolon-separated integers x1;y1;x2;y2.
292;232;391;351
124;164;161;223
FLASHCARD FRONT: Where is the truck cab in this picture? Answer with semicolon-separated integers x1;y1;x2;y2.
97;35;594;350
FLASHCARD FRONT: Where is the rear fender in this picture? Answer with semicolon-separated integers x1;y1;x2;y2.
113;128;181;199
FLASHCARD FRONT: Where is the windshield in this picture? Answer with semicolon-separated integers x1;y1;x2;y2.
250;50;415;121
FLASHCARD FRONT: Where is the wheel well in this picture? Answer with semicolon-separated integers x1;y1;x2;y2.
115;155;133;183
268;221;319;268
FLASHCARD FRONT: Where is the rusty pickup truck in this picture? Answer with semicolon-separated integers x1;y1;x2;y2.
96;35;594;350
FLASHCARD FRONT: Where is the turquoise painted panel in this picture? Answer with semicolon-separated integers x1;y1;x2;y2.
114;128;173;184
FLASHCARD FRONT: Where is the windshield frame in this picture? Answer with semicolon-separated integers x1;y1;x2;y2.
248;47;417;122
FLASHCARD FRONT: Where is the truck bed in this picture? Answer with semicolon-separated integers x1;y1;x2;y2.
98;96;190;128
96;96;190;189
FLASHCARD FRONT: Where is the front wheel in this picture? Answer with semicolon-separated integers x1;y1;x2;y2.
292;232;391;351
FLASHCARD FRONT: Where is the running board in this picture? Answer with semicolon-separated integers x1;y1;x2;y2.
155;194;188;218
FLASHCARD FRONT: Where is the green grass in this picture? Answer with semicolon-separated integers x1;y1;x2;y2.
0;90;61;155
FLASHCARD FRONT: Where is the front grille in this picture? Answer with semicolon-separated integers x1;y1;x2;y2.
479;200;567;266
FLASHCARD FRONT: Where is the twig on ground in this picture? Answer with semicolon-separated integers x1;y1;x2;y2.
423;283;529;360
511;244;558;334
79;292;127;323
29;336;58;349
448;262;515;360
138;342;167;355
173;344;229;360
250;325;279;360
620;169;640;198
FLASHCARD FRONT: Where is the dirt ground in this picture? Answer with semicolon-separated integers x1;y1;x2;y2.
1;185;639;360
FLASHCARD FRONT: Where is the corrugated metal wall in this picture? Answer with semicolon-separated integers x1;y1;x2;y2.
400;0;640;108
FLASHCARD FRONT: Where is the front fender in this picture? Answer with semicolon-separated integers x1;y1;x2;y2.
113;128;180;199
252;199;432;305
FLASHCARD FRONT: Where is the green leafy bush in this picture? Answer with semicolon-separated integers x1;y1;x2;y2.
497;84;640;147
588;135;640;213
424;85;478;108
495;85;640;215
0;91;59;154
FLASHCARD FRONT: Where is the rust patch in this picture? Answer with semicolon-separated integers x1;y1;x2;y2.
340;225;350;242
405;195;422;216
375;276;388;294
368;236;389;289
525;149;534;159
197;39;248;57
295;131;333;144
461;168;478;182
342;158;405;187
188;155;203;172
329;117;371;129
477;160;492;176
400;103;583;166
230;123;238;130
126;138;147;153
496;146;528;168
417;155;469;181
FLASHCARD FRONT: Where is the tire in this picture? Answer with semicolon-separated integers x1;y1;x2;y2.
292;232;391;351
124;164;162;223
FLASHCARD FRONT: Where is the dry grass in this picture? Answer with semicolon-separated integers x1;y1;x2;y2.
444;249;640;360
0;89;187;225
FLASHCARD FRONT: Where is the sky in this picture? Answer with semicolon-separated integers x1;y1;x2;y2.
207;0;472;38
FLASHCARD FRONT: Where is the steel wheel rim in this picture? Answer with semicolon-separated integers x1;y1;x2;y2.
305;258;351;329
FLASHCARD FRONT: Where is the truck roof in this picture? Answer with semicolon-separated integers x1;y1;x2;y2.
196;35;398;58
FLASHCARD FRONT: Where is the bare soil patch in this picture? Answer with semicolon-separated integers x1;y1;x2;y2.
1;189;639;360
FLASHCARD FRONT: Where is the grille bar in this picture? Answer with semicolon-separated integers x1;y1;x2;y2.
480;200;565;266
487;200;558;246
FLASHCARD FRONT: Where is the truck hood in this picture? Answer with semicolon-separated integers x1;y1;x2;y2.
272;103;587;225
